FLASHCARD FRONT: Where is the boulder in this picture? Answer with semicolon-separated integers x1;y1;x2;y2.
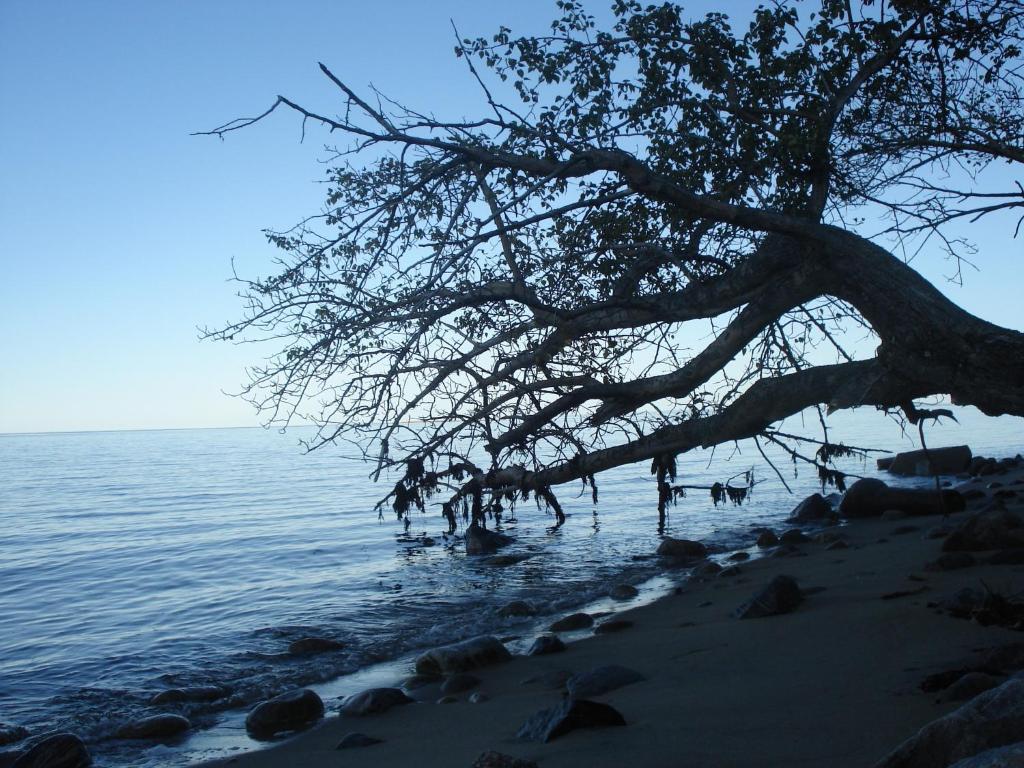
756;530;779;547
336;732;383;749
465;523;513;555
114;714;190;740
944;506;1024;552
440;674;480;695
287;637;344;655
149;685;227;705
472;751;539;768
874;679;1024;767
0;727;27;748
609;584;639;600
888;446;973;477
527;635;566;656
340;687;413;717
497;600;536;618
10;734;90;768
566;665;645;698
245;689;324;739
548;613;594;632
656;537;707;560
788;493;833;523
949;742;1024;767
515;699;626;743
841;478;964;518
414;636;512;675
734;575;803;619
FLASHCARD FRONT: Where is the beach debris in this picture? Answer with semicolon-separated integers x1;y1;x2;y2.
516;698;626;742
548;613;594;632
841;478;965;518
441;673;481;695
287;636;345;655
788;493;834;523
943;505;1024;552
656;537;708;560
465;522;513;555
245;688;324;738
415;636;512;675
114;714;190;740
336;732;383;749
566;665;645;698
609;584;639;600
595;619;634;634
471;751;539;768
947;741;1024;767
498;600;536;618
780;529;811;544
885;445;972;477
149;685;228;705
527;635;566;656
873;678;1024;768
340;687;413;717
734;575;803;619
0;725;28;747
10;733;91;768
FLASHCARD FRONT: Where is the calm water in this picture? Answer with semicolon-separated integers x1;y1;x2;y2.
1;407;1021;765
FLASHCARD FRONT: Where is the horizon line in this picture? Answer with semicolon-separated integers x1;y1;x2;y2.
0;422;318;438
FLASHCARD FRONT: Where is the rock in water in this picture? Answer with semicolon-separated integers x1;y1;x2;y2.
548;613;594;632
888;445;972;476
245;689;324;739
498;600;536;618
566;665;645;698
115;714;190;740
756;530;779;547
734;575;803;619
0;726;28;747
11;733;90;768
788;493;833;523
516;699;626;743
149;685;227;705
336;733;383;749
656;537;707;560
948;742;1024;767
287;637;345;655
472;752;539;768
414;636;512;675
527;635;566;656
874;679;1024;767
340;688;413;717
465;522;513;555
609;584;639;600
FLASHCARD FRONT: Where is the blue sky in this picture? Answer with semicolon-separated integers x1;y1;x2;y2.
1;1;1020;433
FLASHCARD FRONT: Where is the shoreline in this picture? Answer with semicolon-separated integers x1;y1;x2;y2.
193;460;1024;768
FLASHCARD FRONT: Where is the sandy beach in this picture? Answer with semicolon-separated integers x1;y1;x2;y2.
203;465;1024;768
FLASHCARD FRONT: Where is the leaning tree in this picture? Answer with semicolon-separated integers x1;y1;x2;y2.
202;0;1024;532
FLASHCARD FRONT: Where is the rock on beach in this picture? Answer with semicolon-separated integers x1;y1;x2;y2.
245;688;324;739
414;636;512;675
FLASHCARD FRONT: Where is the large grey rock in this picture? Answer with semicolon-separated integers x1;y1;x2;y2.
734;575;803;619
888;446;973;477
566;665;645;698
515;699;626;742
114;714;190;740
841;478;964;518
656;537;707;559
245;688;324;739
340;687;413;717
788;493;833;522
11;734;90;768
414;636;511;675
874;679;1024;767
949;742;1024;767
465;523;513;555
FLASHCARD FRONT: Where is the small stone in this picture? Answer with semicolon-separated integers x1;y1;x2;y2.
115;714;190;740
527;634;566;656
609;584;639;600
656;537;708;560
756;530;779;547
734;575;802;619
770;543;806;558
336;732;383;749
400;673;441;691
548;613;594;632
340;688;413;717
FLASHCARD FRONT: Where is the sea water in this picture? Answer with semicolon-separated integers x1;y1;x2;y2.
0;406;1021;765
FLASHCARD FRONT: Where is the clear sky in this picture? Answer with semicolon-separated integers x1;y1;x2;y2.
1;1;1021;434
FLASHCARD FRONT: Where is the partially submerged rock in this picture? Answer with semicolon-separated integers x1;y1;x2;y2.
609;584;639;600
656;537;707;560
115;714;190;740
734;575;803;619
874;679;1024;767
497;600;536;618
287;637;344;655
465;523;513;555
788;493;833;523
245;688;324;739
548;613;594;632
527;634;566;656
756;530;779;547
11;733;90;768
566;665;645;698
516;699;626;743
340;687;413;717
414;636;512;675
149;685;227;705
